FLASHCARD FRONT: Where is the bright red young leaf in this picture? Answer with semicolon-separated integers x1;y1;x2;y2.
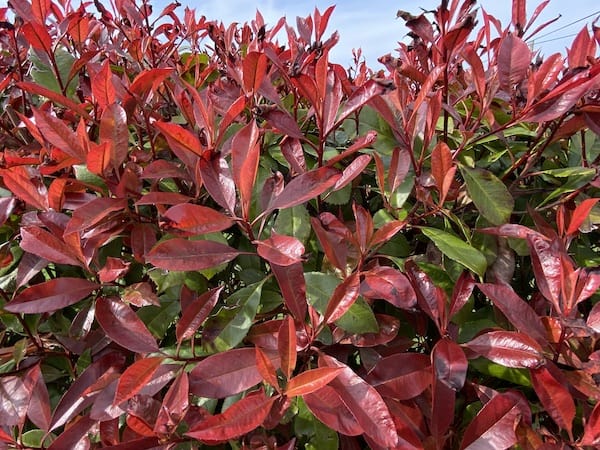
146;238;241;271
4;278;98;314
256;232;305;267
92;60;116;109
20;226;83;267
0;166;49;211
464;331;545;369
255;346;280;391
21;21;52;54
498;33;531;91
285;368;344;397
32;108;87;162
176;286;223;343
365;353;431;400
95;297;159;354
154;121;204;158
278;316;297;380
243;51;268;94
324;272;361;324
460;392;529;450
530;366;575;436
186;389;276;442
189;347;279;398
566;198;600;235
113;357;164;406
581;401;600;446
154;371;189;436
431;141;455;203
231;120;261;219
304;385;364;437
99;103;129;171
162;203;234;236
319;354;398;448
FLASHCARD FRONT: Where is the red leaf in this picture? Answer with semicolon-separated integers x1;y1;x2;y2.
464;331;545;369
512;0;527;30
98;257;130;283
433;338;468;391
32;108;86;161
146;238;240;271
47;415;95;450
189;348;279;398
20;226;83;267
197;154;237;214
255;346;280;391
176;286;223;343
566;198;600;235
365;353;431;400
460;392;527;450
332;154;372;192
271;262;307;322
477;283;548;345
405;260;446;332
0;166;49;210
278;316;297;379
498;34;531;91
155;121;203;158
360;266;417;310
449;271;475;319
527;234;562;310
256;232;305;267
162;204;234;236
530;366;575;435
0;197;16;227
304;386;363;437
130;223;157;263
95;297;159;353
154;371;189;435
285;368;343;397
387;147;412;194
320;354;398;448
581;401;600;446
114;357;164;405
25;364;51;431
4;278;98;314
325;272;361;324
231;121;261;218
99;103;129;170
129;68;173;98
17;81;90;119
263;110;305;141
0;374;30;426
266;166;341;213
336;79;388;127
243;51;268;94
92;60;116;110
371;220;406;246
21;21;52;54
431;141;455;203
134;192;192;206
65;198;128;235
348;314;400;347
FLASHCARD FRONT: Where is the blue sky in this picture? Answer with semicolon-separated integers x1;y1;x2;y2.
156;0;600;67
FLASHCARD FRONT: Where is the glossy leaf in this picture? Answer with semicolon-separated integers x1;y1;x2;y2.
498;33;531;90
95;297;159;353
324;272;361;324
162;204;233;235
460;166;514;226
530;366;575;435
20;226;83;267
421;227;487;277
365;353;431;400
113;357;164;405
146;238;240;271
255;232;305;266
231;120;261;218
278;316;297;380
271;262;308;322
4;278;98;314
176;286;223;343
433;338;468;391
285;368;344;397
360;266;416;310
304;386;363;437
464;331;545;369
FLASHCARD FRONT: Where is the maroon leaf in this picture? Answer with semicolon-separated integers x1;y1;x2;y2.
32;108;86;161
348;314;400;347
581;401;600;446
360;266;417;310
189;347;279;398
113;357;164;405
464;331;545;369
325;272;361;324
95;297;159;353
134;192;192;206
460;392;528;450
271;262;307;322
256;232;305;267
0;374;30;427
304;385;363;437
65;197;128;235
4;278;98;314
449;271;475;319
365;353;431;400
266;166;341;213
332;154;372;192
278;316;297;380
154;371;189;435
320;354;398;448
498;34;531;91
146;238;240;271
0;197;16;227
25;364;51;431
231;120;261;218
263;110;305;140
197;154;237;214
530;366;575;436
336;79;388;127
433;338;468;391
405;260;446;332
186;389;275;442
47;415;95;450
527;234;562;311
176;286;223;343
162;204;233;236
285;368;343;397
20;226;83;267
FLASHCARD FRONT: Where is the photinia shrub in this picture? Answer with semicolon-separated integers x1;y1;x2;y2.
1;0;600;448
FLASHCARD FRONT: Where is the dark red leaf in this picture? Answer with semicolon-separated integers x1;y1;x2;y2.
530;366;575;435
176;286;223;343
95;297;159;353
197;154;237;214
360;266;416;310
65;198;128;235
320;354;398;448
25;364;51;431
0;197;16;227
348;314;400;347
325;272;361;324
189;347;279;398
433;338;467;391
256;232;305;267
581;401;600;446
264;110;305;140
113;357;164;405
405;260;446;332
20;226;83;267
154;371;189;435
527;234;562;310
271;262;307;322
266;166;341;213
498;34;531;91
278;316;297;379
134;192;192;206
449;271;475;319
304;385;364;437
460;392;527;450
336;79;388;127
243;51;268;94
4;278;98;314
186;389;275;442
146;238;240;271
231;120;261;218
332;154;372;192
464;331;545;369
365;353;431;400
32;108;86;161
285;368;343;397
47;415;95;450
162;203;233;236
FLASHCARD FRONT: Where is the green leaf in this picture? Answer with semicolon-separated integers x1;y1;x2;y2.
421;227;487;277
460;165;514;225
305;272;340;313
294;397;339;450
389;174;414;209
138;298;180;339
204;279;265;352
470;358;532;387
274;205;311;244
335;297;379;334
